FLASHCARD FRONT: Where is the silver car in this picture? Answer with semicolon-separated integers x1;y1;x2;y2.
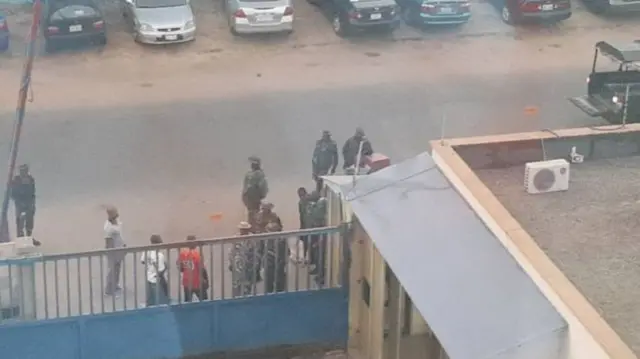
226;0;294;35
582;0;640;13
122;0;196;44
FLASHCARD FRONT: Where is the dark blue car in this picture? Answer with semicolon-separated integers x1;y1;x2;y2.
0;13;9;53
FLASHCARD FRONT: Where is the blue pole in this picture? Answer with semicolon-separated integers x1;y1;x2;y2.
0;0;42;243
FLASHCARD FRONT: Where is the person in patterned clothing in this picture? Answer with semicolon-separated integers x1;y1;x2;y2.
263;222;288;293
229;221;258;297
241;156;269;227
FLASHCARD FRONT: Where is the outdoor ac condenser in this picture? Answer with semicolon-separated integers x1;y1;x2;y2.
524;159;570;194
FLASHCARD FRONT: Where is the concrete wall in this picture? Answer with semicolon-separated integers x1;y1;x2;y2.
0;289;348;359
430;125;640;359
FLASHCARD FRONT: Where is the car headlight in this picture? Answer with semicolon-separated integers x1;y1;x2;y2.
139;23;153;32
612;96;619;104
184;20;195;30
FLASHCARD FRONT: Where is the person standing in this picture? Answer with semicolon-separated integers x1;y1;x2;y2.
104;206;126;296
141;235;169;306
264;222;288;294
178;235;209;302
342;127;373;173
10;164;37;240
242;156;269;227
297;187;311;263
229;222;258;297
308;192;328;286
312;130;338;193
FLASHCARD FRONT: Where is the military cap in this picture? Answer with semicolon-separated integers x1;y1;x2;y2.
238;221;252;230
248;156;261;164
322;130;331;136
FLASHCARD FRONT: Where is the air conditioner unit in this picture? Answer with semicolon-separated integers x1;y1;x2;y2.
524;159;570;194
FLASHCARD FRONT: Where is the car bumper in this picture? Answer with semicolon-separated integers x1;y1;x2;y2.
521;9;571;21
136;28;196;44
418;12;471;24
233;16;293;34
605;0;640;12
45;31;105;43
349;17;401;28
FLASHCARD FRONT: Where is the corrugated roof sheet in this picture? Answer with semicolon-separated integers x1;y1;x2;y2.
324;152;567;359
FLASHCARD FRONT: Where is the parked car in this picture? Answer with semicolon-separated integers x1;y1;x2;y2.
44;0;107;53
226;0;294;35
488;0;571;24
0;13;9;53
308;0;400;37
581;0;640;14
397;0;471;26
122;0;196;44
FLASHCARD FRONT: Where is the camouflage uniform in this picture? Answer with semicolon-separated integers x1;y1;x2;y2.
242;157;269;226
308;195;328;286
312;131;339;192
264;222;288;293
229;233;258;297
342;128;373;170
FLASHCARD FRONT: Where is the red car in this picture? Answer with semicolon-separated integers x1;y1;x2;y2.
490;0;571;24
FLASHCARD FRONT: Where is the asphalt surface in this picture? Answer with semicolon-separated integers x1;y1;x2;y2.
0;24;625;253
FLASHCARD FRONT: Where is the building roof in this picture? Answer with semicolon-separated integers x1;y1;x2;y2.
324;153;568;359
430;125;640;359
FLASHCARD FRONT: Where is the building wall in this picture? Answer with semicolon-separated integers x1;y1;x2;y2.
0;289;348;359
431;144;620;359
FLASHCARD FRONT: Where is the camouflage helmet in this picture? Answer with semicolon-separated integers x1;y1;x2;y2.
248;156;261;165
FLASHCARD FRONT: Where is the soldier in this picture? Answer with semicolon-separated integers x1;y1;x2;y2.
308;191;328;286
10;164;37;240
312;130;338;193
228;222;258;297
256;202;283;233
263;222;288;293
342;127;373;173
242;156;268;227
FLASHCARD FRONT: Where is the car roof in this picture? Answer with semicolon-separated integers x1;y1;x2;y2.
596;41;640;63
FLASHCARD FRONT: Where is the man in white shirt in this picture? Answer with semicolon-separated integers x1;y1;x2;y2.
141;235;169;306
104;206;126;296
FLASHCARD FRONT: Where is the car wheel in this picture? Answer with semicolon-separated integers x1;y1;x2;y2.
501;5;514;24
44;40;56;53
332;13;348;37
402;7;416;25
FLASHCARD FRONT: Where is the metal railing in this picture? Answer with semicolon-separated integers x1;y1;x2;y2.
0;226;346;321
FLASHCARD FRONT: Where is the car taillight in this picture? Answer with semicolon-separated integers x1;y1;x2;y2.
0;20;7;31
520;2;541;11
347;10;361;19
459;2;470;8
47;26;60;34
283;6;293;15
93;20;104;29
234;9;247;18
420;3;436;13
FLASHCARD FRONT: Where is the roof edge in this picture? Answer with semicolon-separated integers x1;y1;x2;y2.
430;141;637;359
430;124;640;148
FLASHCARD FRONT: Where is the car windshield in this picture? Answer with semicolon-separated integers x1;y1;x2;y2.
136;0;187;8
50;0;96;13
50;5;97;20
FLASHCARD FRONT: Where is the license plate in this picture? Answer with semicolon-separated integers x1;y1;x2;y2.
370;13;382;20
438;6;454;13
541;4;554;10
165;34;178;40
69;25;82;32
256;14;274;22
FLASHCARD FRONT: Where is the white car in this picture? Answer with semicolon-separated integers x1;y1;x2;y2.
226;0;294;35
122;0;196;44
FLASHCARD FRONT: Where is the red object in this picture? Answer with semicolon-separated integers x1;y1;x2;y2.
365;153;391;173
421;4;436;13
519;2;540;12
234;9;247;18
47;26;59;34
178;249;203;289
0;19;7;31
93;20;104;29
283;6;294;15
348;10;361;19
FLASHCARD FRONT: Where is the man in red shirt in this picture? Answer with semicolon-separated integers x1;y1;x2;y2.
178;235;209;302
